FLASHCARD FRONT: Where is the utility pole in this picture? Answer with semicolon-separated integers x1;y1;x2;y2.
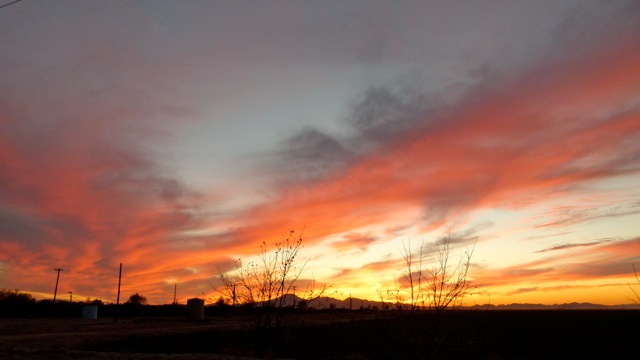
53;268;63;303
115;263;122;322
173;284;177;305
69;291;73;303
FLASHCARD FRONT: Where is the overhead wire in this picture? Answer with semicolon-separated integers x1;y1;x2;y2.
0;0;24;11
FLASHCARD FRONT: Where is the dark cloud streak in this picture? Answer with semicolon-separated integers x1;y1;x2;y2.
535;240;611;253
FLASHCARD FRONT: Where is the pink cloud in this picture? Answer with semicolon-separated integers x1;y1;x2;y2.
1;16;639;305
474;237;640;290
223;36;640;254
330;232;378;252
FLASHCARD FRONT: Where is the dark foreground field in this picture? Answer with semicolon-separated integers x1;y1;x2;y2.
1;310;638;360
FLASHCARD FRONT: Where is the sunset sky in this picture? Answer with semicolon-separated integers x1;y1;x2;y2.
1;1;639;306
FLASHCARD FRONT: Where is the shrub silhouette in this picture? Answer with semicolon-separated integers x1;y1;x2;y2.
126;293;148;305
0;289;36;318
0;288;34;304
85;297;104;305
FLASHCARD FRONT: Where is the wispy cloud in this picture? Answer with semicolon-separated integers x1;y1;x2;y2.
330;232;378;253
0;52;210;300
476;238;640;289
1;2;639;304
535;204;640;229
535;239;612;253
505;283;623;296
224;33;640;253
261;127;355;185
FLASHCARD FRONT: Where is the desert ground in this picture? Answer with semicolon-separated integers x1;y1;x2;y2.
0;317;259;359
1;310;638;359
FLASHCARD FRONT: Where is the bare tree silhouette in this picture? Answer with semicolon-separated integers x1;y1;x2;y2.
628;263;640;305
397;233;477;359
216;230;328;357
398;234;476;314
400;238;425;312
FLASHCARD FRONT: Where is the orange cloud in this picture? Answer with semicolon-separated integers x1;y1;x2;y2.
223;36;640;254
196;38;640;304
474;237;640;289
329;232;378;252
2;22;639;305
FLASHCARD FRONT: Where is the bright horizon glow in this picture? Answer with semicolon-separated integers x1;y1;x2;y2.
1;1;640;306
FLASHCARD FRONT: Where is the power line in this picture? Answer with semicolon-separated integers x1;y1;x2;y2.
0;0;24;10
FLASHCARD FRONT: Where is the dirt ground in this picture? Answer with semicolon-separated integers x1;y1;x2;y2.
3;310;638;359
0;318;258;360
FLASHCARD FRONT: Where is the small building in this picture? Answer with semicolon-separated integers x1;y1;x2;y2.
82;305;98;319
186;298;205;320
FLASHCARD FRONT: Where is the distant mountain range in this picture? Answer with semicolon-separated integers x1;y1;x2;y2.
469;302;640;310
273;294;640;310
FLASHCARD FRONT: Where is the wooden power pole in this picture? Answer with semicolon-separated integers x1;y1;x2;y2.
53;268;63;303
115;263;122;322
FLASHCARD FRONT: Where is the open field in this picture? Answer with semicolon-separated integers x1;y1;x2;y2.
1;310;638;359
0;316;258;360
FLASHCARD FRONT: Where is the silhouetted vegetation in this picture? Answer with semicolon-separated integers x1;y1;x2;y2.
216;230;329;357
0;289;35;318
84;297;104;306
1;309;630;360
395;235;476;312
629;263;640;305
393;234;476;358
126;293;148;306
2;295;640;359
6;242;640;360
0;288;33;304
